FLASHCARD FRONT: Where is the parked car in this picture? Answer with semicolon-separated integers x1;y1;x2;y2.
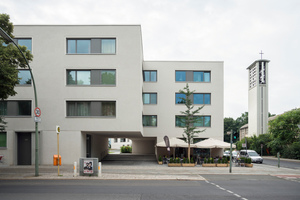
223;150;230;157
240;150;263;163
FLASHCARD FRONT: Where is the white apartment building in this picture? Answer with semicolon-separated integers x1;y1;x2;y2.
0;25;223;165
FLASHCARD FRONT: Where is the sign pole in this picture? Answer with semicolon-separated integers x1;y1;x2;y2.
56;126;60;176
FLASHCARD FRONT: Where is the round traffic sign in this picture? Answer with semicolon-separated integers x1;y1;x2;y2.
34;107;41;117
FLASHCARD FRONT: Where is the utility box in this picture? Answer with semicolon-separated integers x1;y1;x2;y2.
79;158;98;176
53;155;61;166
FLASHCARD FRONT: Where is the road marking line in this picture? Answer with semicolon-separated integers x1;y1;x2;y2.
234;194;241;197
227;190;233;193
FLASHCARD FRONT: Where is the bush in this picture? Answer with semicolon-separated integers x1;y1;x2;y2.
120;146;132;153
204;158;207;164
282;142;300;160
246;158;252;164
187;158;190;163
169;158;174;163
183;158;186;163
158;155;162;162
176;158;180;163
191;157;194;163
218;158;221;163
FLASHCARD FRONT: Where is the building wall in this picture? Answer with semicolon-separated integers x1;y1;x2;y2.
248;60;269;137
1;25;224;165
143;61;224;143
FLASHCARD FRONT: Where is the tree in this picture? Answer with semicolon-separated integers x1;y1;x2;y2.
224;112;249;143
0;13;33;130
178;84;205;160
268;108;300;156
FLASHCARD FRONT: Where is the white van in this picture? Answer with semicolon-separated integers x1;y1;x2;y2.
240;150;263;163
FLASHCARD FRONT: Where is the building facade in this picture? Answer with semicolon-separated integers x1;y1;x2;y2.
0;25;223;165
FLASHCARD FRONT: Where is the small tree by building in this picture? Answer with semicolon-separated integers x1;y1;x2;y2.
178;84;205;160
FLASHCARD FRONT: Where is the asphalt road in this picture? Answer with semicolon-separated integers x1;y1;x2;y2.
262;157;300;169
1;176;299;200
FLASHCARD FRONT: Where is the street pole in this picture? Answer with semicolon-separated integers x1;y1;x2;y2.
0;28;39;176
227;130;233;173
229;130;233;173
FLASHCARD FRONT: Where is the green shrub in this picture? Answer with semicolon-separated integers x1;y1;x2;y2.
204;158;207;164
210;157;214;163
169;158;174;163
187;158;190;163
158;155;162;162
120;146;132;153
191;157;194;163
176;158;180;163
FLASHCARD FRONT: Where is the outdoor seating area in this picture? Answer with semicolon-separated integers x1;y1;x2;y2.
156;137;253;167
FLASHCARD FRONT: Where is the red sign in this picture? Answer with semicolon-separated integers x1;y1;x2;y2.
34;107;41;117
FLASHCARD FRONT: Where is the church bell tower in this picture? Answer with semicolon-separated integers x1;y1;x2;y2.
247;55;270;137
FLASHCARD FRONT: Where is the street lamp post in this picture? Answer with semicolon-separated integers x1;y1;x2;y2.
227;130;233;173
0;27;39;176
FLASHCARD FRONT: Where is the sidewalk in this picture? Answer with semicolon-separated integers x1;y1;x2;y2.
1;161;300;180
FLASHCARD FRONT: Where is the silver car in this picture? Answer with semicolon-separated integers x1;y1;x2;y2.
240;150;263;163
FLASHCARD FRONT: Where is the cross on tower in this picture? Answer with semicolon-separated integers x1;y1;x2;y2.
259;50;264;60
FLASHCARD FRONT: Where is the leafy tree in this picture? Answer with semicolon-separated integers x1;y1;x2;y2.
268;108;300;156
224;112;248;143
0;13;33;130
178;84;205;160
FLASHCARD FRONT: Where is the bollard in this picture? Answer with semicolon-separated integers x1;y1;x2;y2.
277;152;280;168
98;162;102;177
74;162;77;177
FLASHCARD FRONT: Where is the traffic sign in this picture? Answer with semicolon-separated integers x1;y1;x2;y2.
56;126;60;134
34;117;41;123
34;107;41;117
242;143;246;148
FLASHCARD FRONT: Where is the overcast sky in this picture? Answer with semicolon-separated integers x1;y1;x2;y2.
1;0;299;119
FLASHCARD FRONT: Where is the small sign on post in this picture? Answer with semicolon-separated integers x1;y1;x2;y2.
242;143;246;148
56;125;60;176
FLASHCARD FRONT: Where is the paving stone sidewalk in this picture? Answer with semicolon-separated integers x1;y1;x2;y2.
1;161;300;180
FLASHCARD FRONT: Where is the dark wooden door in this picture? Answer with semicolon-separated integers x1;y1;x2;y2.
17;132;31;165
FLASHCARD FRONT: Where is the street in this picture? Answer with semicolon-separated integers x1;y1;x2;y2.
262;157;300;169
1;176;300;200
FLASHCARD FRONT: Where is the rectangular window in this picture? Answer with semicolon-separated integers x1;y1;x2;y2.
18;70;31;85
18;101;31;116
102;102;116;116
0;101;7;115
114;138;118;143
66;101;116;117
120;138;126;142
193;93;211;104
67;38;116;54
176;115;211;127
101;39;116;54
176;71;186;81
15;38;32;51
175;93;186;104
143;115;157;127
67;69;116;86
0;132;7;148
0;101;31;116
101;70;116;85
175;70;211;82
175;116;186;127
143;71;157;82
67;70;91;85
143;93;157;104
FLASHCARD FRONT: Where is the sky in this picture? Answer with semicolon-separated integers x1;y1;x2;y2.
1;0;299;119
